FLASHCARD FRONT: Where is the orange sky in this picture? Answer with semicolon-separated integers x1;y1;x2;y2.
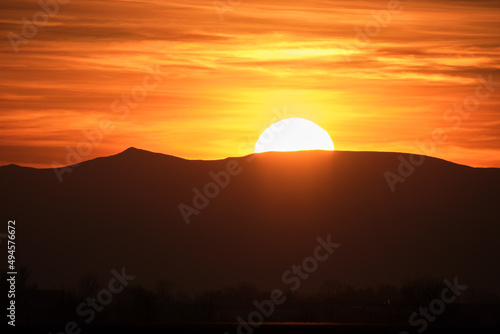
1;0;500;168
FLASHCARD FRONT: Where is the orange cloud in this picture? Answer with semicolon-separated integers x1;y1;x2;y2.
1;0;500;167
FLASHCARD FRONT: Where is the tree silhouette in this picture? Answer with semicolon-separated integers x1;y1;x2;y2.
400;277;444;309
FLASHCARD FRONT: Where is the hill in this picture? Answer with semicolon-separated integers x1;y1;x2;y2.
1;148;499;295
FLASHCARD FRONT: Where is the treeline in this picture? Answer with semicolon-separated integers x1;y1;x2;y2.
1;269;499;326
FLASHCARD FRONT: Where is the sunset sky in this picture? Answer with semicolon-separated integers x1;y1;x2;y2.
1;0;500;168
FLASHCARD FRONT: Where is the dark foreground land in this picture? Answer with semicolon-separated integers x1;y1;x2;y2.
10;323;500;334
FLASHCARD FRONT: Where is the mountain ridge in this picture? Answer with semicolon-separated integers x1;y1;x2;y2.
0;148;499;295
0;147;488;171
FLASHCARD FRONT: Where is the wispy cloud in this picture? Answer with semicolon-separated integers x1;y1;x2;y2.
1;0;499;167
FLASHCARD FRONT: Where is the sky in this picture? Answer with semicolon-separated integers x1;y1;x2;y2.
1;0;500;168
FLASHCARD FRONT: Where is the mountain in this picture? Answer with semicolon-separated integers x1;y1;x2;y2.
1;148;499;294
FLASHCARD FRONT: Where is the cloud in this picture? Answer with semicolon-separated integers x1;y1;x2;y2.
1;0;499;167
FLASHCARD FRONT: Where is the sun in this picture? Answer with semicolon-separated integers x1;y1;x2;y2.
255;118;334;153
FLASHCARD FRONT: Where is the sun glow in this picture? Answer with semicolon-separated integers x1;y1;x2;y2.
255;118;334;153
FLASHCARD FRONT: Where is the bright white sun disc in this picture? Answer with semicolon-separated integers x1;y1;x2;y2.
255;118;334;153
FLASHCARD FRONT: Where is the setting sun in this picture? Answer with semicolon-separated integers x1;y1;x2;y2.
255;118;334;153
1;1;500;332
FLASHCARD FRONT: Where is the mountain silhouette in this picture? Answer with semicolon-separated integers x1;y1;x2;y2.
1;148;499;294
